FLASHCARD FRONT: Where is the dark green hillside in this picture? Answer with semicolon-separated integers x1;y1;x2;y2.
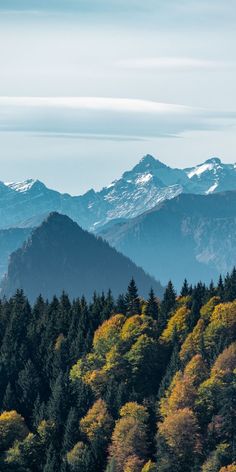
1;212;163;301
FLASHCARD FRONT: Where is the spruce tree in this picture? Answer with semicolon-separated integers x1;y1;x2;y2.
125;278;141;316
208;280;215;298
116;294;126;314
157;341;180;400
158;280;176;331
63;407;80;453
2;382;18;411
145;288;159;320
180;278;189;297
225;267;236;302
17;359;41;420
217;274;225;300
43;444;60;472
32;394;46;429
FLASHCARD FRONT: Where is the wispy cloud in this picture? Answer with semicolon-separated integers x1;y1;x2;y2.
0;97;235;141
0;97;192;114
116;57;233;71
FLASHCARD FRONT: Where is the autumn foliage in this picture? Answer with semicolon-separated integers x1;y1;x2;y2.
0;272;236;471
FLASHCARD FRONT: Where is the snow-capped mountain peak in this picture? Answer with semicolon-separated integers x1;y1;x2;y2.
205;157;222;165
187;157;223;179
132;154;167;173
184;157;236;195
5;179;38;193
0;154;236;233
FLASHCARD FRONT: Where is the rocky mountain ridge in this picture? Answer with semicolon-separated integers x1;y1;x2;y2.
98;191;236;288
1;155;235;232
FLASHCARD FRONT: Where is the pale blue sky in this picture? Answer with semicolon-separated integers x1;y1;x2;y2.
0;1;236;194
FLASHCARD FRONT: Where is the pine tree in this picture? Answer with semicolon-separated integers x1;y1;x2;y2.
17;359;41;420
43;444;60;472
47;373;70;434
32;394;46;429
208;280;216;298
125;278;141;316
63;407;80;453
145;288;159;320
158;281;176;331
157;341;180;400
59;291;72;335
181;279;189;297
116;294;126;314
100;290;114;322
217;274;225;300
225;268;236;302
2;382;18;411
1;290;31;378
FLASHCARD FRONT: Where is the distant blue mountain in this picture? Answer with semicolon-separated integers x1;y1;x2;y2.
98;191;236;289
1;212;164;302
0;155;235;232
0;155;236;285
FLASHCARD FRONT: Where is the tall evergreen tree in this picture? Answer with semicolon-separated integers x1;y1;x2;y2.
43;444;60;472
145;288;159;320
116;294;126;315
2;382;18;411
217;274;225;300
180;278;190;297
158;281;176;331
225;267;236;302
125;278;141;316
63;407;80;454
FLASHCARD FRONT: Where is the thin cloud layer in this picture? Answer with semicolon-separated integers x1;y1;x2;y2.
0;97;235;140
116;57;232;71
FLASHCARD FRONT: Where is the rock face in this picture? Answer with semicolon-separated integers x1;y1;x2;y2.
98;191;236;289
0;155;235;232
1;213;163;302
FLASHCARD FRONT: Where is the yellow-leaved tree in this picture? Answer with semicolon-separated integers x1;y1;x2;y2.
0;410;29;452
108;402;149;472
80;398;113;443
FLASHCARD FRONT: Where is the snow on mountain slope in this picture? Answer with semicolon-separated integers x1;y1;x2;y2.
184;157;236;195
5;179;37;193
0;155;236;232
187;162;215;178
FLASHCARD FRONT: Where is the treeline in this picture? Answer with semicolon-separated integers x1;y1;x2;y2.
0;269;236;471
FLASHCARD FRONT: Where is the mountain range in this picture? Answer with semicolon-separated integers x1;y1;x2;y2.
0;154;236;290
98;191;236;288
1;155;236;233
1;212;163;301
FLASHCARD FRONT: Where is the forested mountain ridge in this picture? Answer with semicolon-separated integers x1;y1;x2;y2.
99;191;236;288
0;212;163;301
0;155;236;232
0;271;236;471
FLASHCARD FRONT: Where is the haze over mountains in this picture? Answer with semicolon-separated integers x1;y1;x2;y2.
0;154;236;290
1;212;163;301
99;191;236;288
1;155;236;232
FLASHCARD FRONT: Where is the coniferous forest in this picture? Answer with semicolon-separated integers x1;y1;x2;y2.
0;270;236;471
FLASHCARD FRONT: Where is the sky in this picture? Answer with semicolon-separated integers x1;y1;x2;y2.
0;0;236;194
